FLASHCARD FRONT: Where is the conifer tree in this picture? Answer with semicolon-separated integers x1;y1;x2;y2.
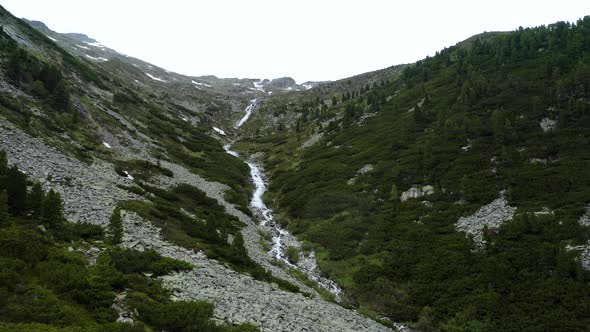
108;208;124;245
6;165;27;216
0;191;8;225
0;150;7;176
42;189;64;227
28;182;45;219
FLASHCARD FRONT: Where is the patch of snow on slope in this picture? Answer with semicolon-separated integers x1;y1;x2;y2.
45;35;57;42
303;84;313;90
76;44;90;50
83;41;104;48
191;80;212;88
102;142;111;149
145;73;166;83
213;127;226;136
85;55;108;62
123;170;134;180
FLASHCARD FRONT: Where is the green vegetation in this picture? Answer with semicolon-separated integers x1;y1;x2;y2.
111;90;252;213
0;151;258;331
107;208;123;245
119;182;300;293
0;27;71;113
113;159;173;181
238;18;590;330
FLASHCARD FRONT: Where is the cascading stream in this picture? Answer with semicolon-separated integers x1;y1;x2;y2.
224;97;342;299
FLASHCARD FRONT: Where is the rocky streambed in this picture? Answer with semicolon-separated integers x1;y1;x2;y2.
226;100;342;299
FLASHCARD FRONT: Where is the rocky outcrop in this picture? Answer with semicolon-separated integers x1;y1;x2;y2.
348;164;374;185
301;132;323;149
540;117;557;132
455;192;516;247
268;77;298;89
112;292;135;324
571;204;590;270
400;185;434;202
579;204;590;227
121;211;391;332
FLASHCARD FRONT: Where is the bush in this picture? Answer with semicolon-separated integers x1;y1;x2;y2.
110;249;192;276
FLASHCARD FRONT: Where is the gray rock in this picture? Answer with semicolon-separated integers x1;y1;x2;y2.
455;192;516;247
400;185;434;202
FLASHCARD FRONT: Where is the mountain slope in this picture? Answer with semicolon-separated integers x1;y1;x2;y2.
234;17;590;330
0;5;394;332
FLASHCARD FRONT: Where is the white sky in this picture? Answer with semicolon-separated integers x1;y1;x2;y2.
1;0;588;83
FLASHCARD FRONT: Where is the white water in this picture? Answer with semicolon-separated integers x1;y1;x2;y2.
234;98;258;128
225;100;342;299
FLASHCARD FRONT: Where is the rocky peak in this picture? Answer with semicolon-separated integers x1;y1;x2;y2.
62;32;98;44
268;77;297;89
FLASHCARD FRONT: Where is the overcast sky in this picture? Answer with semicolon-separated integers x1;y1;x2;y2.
1;1;588;83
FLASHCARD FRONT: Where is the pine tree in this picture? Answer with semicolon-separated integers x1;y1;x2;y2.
0;191;8;225
42;189;64;227
389;183;399;201
28;182;45;219
108;208;124;245
50;81;70;112
6;165;27;216
0;150;7;176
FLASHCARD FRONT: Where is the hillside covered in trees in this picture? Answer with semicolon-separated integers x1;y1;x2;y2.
234;17;590;330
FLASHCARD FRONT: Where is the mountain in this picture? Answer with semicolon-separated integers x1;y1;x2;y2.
232;16;590;331
0;4;401;332
1;3;590;331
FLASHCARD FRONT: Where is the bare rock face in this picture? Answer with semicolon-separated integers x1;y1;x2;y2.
455;192;517;247
268;77;297;89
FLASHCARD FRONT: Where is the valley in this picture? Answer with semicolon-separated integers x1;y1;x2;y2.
0;3;589;331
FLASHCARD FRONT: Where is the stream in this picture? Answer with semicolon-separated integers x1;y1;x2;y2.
224;98;342;300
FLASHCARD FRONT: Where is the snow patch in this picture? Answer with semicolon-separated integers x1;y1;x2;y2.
76;44;90;50
102;142;111;149
123;170;134;180
45;35;57;42
83;40;104;48
85;55;108;62
191;80;211;87
145;73;166;83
